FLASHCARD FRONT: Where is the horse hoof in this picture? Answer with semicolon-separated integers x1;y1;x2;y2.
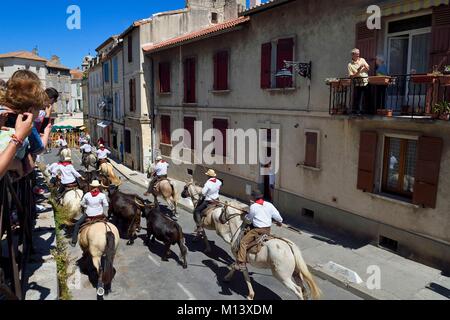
183;265;188;269
247;295;255;301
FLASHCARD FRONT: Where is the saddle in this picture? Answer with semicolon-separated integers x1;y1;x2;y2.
232;228;276;256
200;202;223;225
79;215;108;234
153;178;171;193
99;158;108;165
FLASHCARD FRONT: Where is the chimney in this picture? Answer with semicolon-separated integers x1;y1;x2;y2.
50;55;61;65
250;0;261;8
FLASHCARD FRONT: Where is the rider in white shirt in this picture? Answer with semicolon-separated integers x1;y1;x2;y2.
235;190;283;271
144;156;169;196
193;169;222;232
96;144;111;169
56;135;68;156
47;162;60;185
56;157;85;200
71;180;109;247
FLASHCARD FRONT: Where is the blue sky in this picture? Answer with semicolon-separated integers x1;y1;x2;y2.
0;0;257;69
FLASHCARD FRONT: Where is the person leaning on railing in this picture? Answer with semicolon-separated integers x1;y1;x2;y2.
348;48;370;115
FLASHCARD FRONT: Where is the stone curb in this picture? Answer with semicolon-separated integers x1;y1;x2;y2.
24;170;59;300
108;160;389;300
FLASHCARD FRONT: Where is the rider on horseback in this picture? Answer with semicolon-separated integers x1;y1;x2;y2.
235;190;283;271
96;144;111;170
80;141;94;163
56;156;86;201
56;135;68;156
71;180;109;247
144;156;169;196
46;161;60;186
193;169;222;233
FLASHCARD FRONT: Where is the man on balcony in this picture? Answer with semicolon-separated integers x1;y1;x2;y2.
348;48;370;115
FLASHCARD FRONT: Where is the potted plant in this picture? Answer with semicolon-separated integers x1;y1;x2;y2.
377;109;393;116
443;65;450;75
431;104;441;119
434;101;450;120
411;73;438;84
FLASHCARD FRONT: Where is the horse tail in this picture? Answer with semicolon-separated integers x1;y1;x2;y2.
102;231;116;286
285;239;321;300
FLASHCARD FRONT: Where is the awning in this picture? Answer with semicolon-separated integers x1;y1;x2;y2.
97;120;112;128
53;117;84;128
357;0;449;21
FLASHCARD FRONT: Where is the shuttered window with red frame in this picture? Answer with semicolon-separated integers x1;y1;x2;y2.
159;62;171;93
214;51;229;91
160;115;171;145
260;42;272;89
184;117;196;150
304;132;318;168
276;38;294;88
184;58;196;103
213;118;228;157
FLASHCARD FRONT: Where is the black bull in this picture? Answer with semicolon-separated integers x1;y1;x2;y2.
107;185;145;245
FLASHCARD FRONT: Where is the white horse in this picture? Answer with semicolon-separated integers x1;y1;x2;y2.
60;188;84;225
182;182;321;300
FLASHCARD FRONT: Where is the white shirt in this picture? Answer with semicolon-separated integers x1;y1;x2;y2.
154;161;169;176
246;201;283;228
96;148;111;159
57;139;68;147
57;163;82;184
80;144;93;153
47;162;59;178
202;178;222;201
80;192;109;217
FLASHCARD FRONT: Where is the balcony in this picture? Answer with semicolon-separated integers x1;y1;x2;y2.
327;74;450;120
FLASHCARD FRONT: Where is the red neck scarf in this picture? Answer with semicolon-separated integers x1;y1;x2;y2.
91;190;101;197
59;162;71;166
210;178;217;183
255;199;265;205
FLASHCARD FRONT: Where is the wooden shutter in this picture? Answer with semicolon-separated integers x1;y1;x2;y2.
213;118;228;156
125;130;131;153
184;117;196;149
304;132;318;168
276;38;294;88
413;136;443;208
184;58;196;103
355;22;378;76
128;35;133;63
160;115;171;145
261;42;272;89
129;79;136;112
430;5;450;70
159;62;170;93
357;131;378;192
214;51;228;91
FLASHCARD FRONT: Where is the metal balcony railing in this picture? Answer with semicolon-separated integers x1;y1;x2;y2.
0;174;36;300
327;74;450;118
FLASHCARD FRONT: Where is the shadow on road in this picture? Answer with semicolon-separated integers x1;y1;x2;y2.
138;234;186;268
184;233;235;266
202;260;282;300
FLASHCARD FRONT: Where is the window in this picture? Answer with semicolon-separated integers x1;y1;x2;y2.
128;35;133;63
304;131;319;168
214;51;229;91
184;57;196;103
159;62;171;93
124;130;131;153
211;12;218;24
184;116;196;149
382;137;417;198
103;62;110;83
36;66;40;73
213;118;228;157
129;78;136;112
261;38;294;89
114;92;120;120
160;115;171;145
113;57;119;83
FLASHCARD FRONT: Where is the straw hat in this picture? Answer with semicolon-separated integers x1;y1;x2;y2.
64;157;72;162
99;144;104;148
205;169;217;177
156;156;163;161
90;180;101;188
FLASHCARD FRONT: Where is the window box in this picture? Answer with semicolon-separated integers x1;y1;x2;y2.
369;76;393;86
411;74;437;84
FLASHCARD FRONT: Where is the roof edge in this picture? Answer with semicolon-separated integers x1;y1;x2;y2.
240;0;296;17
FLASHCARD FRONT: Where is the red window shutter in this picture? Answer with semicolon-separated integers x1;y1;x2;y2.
413;136;443;208
430;5;450;70
355;22;378;76
304;132;318;168
217;51;228;90
184;117;196;149
160;115;171;145
261;42;272;89
213;53;219;91
184;58;196;103
159;62;170;93
276;38;294;88
357;131;378;192
213;118;228;156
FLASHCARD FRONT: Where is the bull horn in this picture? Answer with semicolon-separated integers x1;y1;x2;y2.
135;198;145;208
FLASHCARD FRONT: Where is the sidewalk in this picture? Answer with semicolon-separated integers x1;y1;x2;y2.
109;158;450;300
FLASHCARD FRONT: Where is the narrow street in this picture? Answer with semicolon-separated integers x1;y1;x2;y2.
42;149;361;300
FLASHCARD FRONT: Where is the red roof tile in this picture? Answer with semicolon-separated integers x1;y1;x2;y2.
0;51;47;62
143;16;250;53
